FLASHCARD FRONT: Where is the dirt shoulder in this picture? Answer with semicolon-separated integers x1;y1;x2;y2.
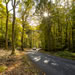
0;49;43;75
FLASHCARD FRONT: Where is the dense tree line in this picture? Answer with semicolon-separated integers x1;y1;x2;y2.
0;0;37;54
0;0;75;54
36;0;75;51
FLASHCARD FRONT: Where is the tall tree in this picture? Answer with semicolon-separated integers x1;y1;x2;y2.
21;15;25;51
5;0;9;50
11;0;16;54
72;0;75;50
19;0;34;50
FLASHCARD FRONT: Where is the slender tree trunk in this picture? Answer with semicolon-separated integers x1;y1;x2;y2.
11;0;16;54
0;16;3;38
21;16;24;51
65;17;68;49
47;18;52;51
5;3;8;50
72;0;75;50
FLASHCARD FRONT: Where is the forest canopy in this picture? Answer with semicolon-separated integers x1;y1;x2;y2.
0;0;75;54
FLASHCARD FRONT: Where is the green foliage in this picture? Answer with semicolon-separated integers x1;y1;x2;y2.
0;0;75;53
56;51;73;57
36;0;74;51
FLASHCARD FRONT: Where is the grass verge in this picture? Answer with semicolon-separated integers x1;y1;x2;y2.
40;50;75;60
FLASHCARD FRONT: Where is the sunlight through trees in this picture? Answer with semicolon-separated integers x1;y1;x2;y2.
0;0;75;53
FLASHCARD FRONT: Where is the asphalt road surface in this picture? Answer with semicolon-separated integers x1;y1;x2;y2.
27;50;75;75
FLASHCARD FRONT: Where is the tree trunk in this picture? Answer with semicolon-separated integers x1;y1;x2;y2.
72;0;75;51
5;3;8;50
21;16;24;51
11;0;16;54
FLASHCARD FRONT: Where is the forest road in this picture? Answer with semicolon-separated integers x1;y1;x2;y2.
27;50;75;75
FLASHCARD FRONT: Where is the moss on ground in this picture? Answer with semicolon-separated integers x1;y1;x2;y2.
0;65;7;73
